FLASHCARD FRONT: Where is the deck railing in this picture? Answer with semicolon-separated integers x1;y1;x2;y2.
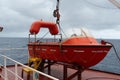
0;54;59;80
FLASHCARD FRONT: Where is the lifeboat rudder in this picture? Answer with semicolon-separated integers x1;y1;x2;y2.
29;21;59;35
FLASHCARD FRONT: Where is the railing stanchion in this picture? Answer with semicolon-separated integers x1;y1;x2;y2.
4;57;8;80
15;63;18;80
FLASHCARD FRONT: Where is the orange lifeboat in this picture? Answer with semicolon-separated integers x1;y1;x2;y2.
28;21;112;68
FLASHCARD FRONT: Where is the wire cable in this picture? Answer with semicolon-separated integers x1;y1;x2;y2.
106;41;120;62
38;31;49;41
58;22;68;39
84;0;118;9
109;0;120;9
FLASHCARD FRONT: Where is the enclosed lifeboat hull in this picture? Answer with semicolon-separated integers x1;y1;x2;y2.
28;37;112;68
28;21;112;68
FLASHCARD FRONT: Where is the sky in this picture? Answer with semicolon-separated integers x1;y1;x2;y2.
1;0;120;39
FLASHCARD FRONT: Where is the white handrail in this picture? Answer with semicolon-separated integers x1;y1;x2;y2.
6;68;23;80
0;54;59;80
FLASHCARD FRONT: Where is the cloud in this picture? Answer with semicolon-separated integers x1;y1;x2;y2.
0;0;120;38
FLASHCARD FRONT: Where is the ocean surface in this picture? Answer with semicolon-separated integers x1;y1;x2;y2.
0;37;120;74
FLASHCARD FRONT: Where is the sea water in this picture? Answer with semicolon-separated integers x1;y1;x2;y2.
0;37;28;65
0;37;120;74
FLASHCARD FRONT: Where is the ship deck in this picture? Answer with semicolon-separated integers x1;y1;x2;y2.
0;64;120;80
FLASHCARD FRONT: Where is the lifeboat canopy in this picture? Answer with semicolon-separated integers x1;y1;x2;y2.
62;28;99;45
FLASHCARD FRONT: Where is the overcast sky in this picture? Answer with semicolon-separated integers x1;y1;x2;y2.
1;0;120;39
